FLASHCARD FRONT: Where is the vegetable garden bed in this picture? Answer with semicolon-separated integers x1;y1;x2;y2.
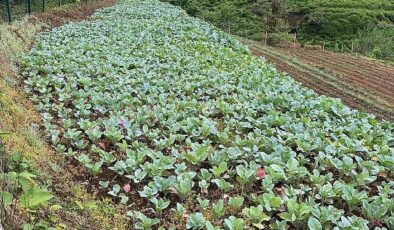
21;0;394;229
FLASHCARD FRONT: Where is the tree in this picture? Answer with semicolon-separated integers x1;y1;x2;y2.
250;0;289;33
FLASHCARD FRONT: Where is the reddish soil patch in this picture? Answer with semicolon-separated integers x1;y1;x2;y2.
248;44;394;122
34;0;116;28
280;49;394;101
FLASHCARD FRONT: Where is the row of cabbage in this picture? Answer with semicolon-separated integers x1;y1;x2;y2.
21;0;394;229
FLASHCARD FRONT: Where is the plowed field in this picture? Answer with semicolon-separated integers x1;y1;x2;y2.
241;39;394;122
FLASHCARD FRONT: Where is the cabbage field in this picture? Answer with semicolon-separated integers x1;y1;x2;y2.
21;0;394;229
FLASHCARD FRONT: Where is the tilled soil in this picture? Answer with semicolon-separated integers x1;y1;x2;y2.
281;49;394;101
245;41;394;122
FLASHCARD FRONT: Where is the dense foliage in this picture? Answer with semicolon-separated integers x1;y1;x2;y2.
165;0;394;42
354;23;394;63
291;0;394;61
166;0;394;62
292;0;394;42
163;0;266;40
22;0;394;229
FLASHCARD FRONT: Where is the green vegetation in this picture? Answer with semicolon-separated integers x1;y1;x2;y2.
0;148;54;229
166;0;394;62
163;0;266;40
354;22;394;63
291;0;394;49
21;0;394;229
288;0;394;61
242;38;394;117
0;3;127;229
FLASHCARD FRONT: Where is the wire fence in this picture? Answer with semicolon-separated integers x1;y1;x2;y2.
0;0;89;22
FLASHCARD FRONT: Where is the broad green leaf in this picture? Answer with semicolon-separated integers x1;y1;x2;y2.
19;189;53;209
308;217;322;230
1;191;13;206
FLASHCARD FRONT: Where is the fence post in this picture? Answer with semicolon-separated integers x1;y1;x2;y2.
293;33;296;48
264;31;268;46
42;0;45;12
6;0;11;22
27;0;32;15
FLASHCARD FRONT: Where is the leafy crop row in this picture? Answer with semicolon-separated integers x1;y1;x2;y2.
21;0;394;229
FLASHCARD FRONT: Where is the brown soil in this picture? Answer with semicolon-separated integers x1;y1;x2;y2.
34;0;116;28
280;49;394;100
246;41;394;122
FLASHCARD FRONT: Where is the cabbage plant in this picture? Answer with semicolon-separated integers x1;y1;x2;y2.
21;0;394;228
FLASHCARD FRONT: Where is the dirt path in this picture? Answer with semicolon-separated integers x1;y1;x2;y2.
241;39;394;122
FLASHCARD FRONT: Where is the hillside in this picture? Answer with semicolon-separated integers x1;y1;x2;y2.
165;0;394;62
10;0;394;229
291;0;394;40
162;0;266;40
